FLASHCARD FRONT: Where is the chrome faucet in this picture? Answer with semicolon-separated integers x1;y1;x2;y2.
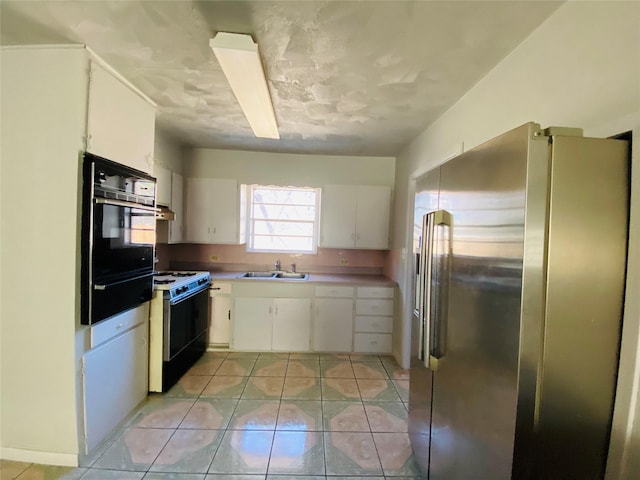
274;259;281;271
291;263;296;273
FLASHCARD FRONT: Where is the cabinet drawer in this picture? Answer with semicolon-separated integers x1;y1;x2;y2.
210;282;232;295
91;303;148;348
315;285;354;298
355;315;393;333
354;333;392;353
355;299;393;316
357;286;394;299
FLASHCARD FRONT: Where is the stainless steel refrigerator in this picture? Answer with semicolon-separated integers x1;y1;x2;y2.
409;122;629;480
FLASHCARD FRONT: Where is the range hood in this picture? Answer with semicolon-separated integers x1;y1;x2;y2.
156;205;175;221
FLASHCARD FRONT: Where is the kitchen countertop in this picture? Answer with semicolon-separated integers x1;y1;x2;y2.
208;271;396;287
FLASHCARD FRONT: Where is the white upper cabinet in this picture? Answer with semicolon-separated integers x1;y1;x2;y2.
87;62;156;174
169;172;184;244
185;178;246;244
154;164;172;206
320;185;358;248
320;185;391;249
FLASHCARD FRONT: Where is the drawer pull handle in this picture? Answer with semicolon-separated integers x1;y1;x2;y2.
372;341;378;344
211;287;221;290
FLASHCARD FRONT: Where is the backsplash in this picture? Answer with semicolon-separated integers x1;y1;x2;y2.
161;243;389;274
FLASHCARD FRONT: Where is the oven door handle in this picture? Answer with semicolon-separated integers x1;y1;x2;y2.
94;272;154;290
169;284;211;305
94;197;158;212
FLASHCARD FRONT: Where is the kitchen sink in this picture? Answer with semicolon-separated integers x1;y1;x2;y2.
238;271;308;280
240;272;277;278
274;272;308;279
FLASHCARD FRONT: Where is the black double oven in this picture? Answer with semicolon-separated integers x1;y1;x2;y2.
81;153;156;325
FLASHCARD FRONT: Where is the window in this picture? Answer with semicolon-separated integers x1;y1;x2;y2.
247;185;320;253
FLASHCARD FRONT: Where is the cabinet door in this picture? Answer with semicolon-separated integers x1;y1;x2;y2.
83;321;148;452
154;164;172;206
320;185;357;248
355;185;391;249
169;172;184;243
272;298;311;351
185;177;212;243
210;179;241;244
314;298;353;352
210;294;231;345
233;297;272;350
87;63;155;174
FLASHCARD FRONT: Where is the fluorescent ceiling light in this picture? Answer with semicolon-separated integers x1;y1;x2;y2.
209;32;280;140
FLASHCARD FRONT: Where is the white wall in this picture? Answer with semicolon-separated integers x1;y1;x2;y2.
185;148;395;187
154;132;184;174
391;2;640;478
0;46;87;464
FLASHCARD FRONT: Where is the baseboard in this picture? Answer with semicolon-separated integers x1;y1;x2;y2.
0;447;78;467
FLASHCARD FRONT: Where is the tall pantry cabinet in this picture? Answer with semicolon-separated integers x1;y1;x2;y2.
0;45;155;465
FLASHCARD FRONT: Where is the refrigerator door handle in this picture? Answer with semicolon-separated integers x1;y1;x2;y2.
429;210;452;370
418;212;435;364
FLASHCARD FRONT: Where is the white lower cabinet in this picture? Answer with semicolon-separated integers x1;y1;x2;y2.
354;333;392;353
272;298;312;351
314;297;353;352
210;282;232;346
233;297;273;351
83;304;149;453
353;286;394;354
230;282;393;354
233;297;311;351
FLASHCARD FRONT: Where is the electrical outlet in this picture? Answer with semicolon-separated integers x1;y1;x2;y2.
340;259;348;265
210;255;219;261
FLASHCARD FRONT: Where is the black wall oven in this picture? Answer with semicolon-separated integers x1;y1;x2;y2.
81;153;156;325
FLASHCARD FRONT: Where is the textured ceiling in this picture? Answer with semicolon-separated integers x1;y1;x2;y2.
0;1;562;156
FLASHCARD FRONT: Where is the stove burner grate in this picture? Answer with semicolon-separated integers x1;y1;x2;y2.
154;279;175;284
172;272;196;277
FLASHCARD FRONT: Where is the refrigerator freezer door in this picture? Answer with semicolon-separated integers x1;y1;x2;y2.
429;124;532;480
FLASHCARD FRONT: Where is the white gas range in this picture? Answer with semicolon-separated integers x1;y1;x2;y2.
153;271;211;299
149;270;212;392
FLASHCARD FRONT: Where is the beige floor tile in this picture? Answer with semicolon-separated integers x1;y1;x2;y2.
135;398;195;428
150;429;222;473
282;376;322;400
364;402;408;432
208;430;274;475
320;361;355;378
373;432;422;476
200;376;248;398
252;359;288;376
323;401;370;432
216;358;256;376
321;378;360;401
0;459;31;479
165;375;211;398
241;377;285;399
179;398;237;430
324;431;383;476
277;400;323;431
228;400;280;430
286;360;320;377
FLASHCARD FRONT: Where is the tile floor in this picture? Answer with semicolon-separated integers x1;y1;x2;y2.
1;352;421;480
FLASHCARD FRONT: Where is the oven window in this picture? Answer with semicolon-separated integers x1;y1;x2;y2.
93;204;155;280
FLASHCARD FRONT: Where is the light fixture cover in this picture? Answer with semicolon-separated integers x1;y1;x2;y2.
209;32;280;139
